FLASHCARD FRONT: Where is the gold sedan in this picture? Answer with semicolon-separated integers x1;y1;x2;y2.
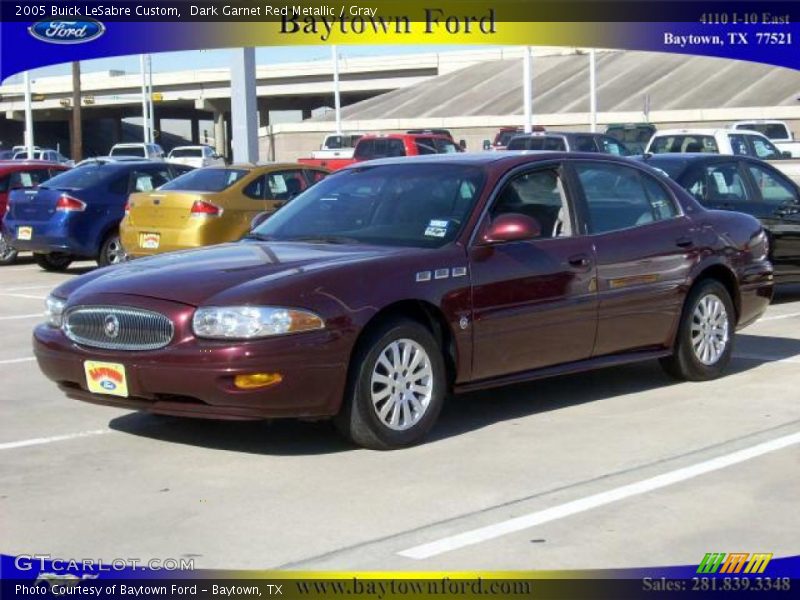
120;163;329;258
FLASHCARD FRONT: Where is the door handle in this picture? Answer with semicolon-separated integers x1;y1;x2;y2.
568;254;591;268
676;237;694;248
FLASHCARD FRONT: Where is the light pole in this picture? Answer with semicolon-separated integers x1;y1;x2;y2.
589;49;597;132
147;54;155;144
71;62;83;161
140;54;150;144
23;71;34;156
332;45;342;135
522;47;532;133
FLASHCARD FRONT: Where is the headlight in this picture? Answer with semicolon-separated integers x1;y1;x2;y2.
45;295;67;328
192;306;324;339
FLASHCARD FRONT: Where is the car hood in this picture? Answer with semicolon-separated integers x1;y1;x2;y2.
59;241;409;307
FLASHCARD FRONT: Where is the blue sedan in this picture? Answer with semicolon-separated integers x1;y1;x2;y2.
4;160;191;270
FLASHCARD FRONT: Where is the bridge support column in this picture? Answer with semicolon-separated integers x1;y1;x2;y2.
213;110;226;157
190;117;199;144
230;47;259;163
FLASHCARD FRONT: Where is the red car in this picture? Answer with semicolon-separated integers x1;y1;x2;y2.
34;153;773;449
0;161;68;264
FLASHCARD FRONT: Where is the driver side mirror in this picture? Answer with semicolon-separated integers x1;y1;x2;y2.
482;139;491;151
481;213;541;244
781;151;792;159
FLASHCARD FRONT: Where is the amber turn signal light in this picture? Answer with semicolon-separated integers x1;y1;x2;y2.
234;373;283;390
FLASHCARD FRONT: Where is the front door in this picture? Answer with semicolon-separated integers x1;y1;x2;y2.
469;164;598;380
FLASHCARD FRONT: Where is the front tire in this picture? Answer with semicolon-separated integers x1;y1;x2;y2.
33;252;73;272
98;232;126;267
334;318;447;450
0;231;18;265
660;280;735;381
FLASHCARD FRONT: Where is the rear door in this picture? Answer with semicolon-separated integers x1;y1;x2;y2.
469;162;598;380
569;160;697;355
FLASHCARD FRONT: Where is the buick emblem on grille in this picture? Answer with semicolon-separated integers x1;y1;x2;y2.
104;314;120;338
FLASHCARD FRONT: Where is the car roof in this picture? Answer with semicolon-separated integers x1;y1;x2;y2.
0;160;65;172
653;128;767;137
340;151;638;170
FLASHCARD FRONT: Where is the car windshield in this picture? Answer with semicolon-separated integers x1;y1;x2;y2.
159;168;248;192
111;146;146;158
737;123;789;140
41;165;114;189
252;163;486;248
170;148;203;158
650;135;719;154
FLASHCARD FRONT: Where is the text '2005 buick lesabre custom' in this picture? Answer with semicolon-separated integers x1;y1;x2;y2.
34;153;773;449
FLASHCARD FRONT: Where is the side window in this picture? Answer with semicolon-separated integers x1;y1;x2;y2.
747;163;798;205
575;162;674;234
640;174;679;220
703;163;749;204
729;134;749;156
747;136;781;160
573;136;598;153
266;170;307;201
490;168;571;239
243;176;266;200
414;139;438;155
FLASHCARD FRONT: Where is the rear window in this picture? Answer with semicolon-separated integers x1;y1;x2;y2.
41;165;114;190
507;136;567;151
736;122;789;140
159;168;248;192
169;148;203;158
354;138;407;159
649;135;719;154
110;146;146;158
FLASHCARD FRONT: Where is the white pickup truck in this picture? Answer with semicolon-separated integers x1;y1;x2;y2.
646;128;800;185
731;120;800;158
309;133;364;160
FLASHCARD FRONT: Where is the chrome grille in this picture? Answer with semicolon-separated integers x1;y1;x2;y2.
64;306;174;351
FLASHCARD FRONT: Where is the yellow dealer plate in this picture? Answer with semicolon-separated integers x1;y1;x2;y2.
17;226;32;241
139;232;160;249
84;361;129;398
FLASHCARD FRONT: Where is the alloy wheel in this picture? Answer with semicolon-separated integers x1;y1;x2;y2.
105;237;126;264
370;338;434;431
690;293;730;366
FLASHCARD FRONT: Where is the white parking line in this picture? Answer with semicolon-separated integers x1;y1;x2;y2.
0;357;36;365
2;285;55;292
0;429;111;451
0;293;47;300
760;311;800;322
0;313;42;321
398;431;800;560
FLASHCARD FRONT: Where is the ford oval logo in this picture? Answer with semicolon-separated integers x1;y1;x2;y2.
28;19;106;45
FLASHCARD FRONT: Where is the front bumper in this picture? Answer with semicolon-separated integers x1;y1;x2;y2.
34;323;351;420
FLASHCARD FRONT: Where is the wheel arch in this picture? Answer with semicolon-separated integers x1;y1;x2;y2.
689;262;741;324
349;299;458;391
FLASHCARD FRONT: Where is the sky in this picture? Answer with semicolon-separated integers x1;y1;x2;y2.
15;45;502;80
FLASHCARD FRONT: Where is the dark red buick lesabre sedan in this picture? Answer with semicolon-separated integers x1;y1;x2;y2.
34;153;774;449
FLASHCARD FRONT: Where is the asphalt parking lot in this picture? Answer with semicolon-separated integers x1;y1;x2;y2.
1;256;799;571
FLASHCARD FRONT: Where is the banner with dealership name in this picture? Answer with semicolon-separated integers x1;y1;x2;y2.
1;0;799;80
2;554;800;599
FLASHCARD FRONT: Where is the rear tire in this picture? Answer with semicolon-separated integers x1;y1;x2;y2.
33;253;73;272
660;280;735;381
334;318;446;450
98;232;126;267
0;231;18;265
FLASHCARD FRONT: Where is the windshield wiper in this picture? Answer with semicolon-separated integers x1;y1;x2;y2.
241;232;276;241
